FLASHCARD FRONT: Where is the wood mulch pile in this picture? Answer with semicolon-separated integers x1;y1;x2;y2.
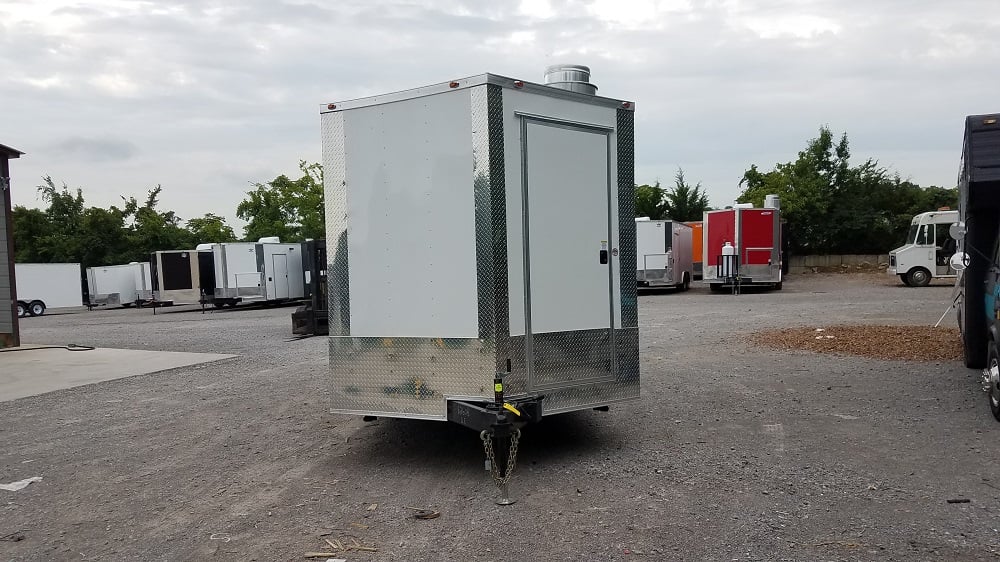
749;325;962;362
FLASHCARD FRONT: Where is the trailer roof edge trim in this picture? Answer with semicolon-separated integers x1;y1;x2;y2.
320;73;635;114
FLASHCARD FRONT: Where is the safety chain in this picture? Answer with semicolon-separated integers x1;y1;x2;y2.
480;428;521;488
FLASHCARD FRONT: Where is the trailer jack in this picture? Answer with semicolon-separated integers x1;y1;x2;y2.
447;397;543;505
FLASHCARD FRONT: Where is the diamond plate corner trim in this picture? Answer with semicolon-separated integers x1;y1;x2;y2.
322;110;349;336
616;108;638;329
472;84;510;378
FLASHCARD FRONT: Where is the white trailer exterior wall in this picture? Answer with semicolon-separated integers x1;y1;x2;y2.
87;262;150;306
322;73;639;420
14;263;83;311
213;242;261;300
258;243;305;301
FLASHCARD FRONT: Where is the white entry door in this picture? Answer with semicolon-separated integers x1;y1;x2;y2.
271;254;289;299
522;118;615;389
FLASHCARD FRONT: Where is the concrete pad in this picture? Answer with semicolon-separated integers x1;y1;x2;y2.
0;346;236;402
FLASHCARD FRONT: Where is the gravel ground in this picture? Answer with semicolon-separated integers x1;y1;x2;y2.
3;273;1000;562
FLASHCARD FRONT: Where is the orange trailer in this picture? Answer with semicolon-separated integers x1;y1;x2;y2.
683;221;703;279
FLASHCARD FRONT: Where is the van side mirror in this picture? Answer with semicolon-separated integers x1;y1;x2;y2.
950;222;966;240
950;252;969;271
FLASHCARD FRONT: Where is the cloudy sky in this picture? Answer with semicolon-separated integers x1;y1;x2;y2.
2;0;997;232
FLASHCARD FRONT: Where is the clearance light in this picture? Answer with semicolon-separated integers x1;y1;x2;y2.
986;118;997;125
449;81;460;88
327;104;336;110
622;101;632;109
513;80;524;88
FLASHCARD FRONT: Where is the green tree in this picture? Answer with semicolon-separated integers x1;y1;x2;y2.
237;161;324;241
663;168;711;221
11;206;50;262
78;206;130;266
34;176;86;262
635;181;667;219
122;185;195;258
739;126;957;254
186;213;237;244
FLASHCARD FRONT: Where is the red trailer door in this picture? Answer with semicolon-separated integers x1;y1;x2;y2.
705;210;735;279
739;209;777;265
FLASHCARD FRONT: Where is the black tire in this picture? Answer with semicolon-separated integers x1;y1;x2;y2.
679;272;691;291
907;267;932;287
773;281;783;290
213;302;225;309
16;301;27;318
989;342;1000;422
709;284;724;293
29;300;46;316
899;274;911;287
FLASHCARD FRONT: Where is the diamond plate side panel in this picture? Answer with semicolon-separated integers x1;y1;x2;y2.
322;111;349;337
617;109;638;329
542;327;640;414
329;337;492;419
532;328;615;390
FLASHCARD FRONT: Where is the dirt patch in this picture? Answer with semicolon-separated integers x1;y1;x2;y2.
749;325;962;362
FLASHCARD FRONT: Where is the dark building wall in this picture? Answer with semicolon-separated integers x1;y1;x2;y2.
1;156;16;347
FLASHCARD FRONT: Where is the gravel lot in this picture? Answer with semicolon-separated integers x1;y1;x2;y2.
3;273;1000;561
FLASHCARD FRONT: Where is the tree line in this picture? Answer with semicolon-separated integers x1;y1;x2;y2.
12;127;956;269
639;126;957;255
11;161;324;269
737;126;956;255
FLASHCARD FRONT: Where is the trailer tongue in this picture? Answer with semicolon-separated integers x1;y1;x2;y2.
321;66;640;502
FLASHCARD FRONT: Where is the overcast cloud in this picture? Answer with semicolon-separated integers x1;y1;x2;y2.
2;0;998;232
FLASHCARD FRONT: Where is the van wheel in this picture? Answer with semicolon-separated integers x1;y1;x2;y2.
989;343;1000;422
899;274;911;286
29;300;46;316
907;268;931;287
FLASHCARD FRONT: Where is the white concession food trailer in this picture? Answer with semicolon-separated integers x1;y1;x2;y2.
321;65;640;502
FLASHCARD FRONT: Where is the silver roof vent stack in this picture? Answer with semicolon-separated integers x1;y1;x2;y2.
543;64;597;95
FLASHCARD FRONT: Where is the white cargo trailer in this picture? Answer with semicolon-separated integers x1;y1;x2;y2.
14;263;83;317
210;240;305;307
321;66;639;499
258;242;305;302
86;262;151;307
635;218;693;290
